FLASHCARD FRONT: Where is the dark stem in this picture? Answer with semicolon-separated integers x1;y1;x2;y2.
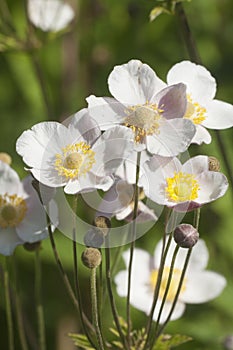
4;257;15;350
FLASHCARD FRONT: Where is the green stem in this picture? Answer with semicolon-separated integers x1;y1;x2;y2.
90;268;105;350
12;255;29;350
34;248;46;350
126;151;141;346
4;257;15;350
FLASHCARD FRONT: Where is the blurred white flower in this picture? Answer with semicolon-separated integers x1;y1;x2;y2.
115;238;226;323
87;59;195;156
27;0;75;32
0;162;50;255
16;109;134;194
167;61;233;144
139;155;228;211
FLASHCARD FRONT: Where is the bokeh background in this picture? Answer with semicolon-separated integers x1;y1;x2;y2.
0;0;233;349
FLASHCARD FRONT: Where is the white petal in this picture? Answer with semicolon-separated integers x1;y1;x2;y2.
64;174;114;194
181;271;226;303
146;119;195;156
196;172;228;204
152;300;186;323
0;227;23;256
0;161;22;196
191;124;211;145
182;155;209;175
31;168;67;188
86;95;126;130
203;99;233;129
108;59;166;105
91;126;134;177
167;61;216;103
135;201;158;222
121;248;151;282
28;0;75;32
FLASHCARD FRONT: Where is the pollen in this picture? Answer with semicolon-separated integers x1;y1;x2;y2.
124;102;162;143
184;95;206;125
165;171;200;202
54;142;95;180
150;266;186;302
0;194;27;228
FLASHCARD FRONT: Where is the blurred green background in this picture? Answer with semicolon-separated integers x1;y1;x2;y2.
0;0;233;349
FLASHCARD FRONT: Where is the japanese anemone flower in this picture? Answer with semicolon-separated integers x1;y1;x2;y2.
139;155;228;211
16;109;134;194
115;238;226;323
87;59;195;156
167;60;233;144
0;161;52;255
27;0;75;32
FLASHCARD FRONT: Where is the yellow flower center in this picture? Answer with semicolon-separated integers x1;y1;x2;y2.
165;171;200;202
184;95;206;125
0;194;27;228
150;266;186;302
124;102;163;143
55;142;95;180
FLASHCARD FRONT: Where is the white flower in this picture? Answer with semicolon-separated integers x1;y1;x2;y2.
139;155;228;211
0;162;50;255
167;61;233;144
97;177;157;223
16;109;134;194
27;0;75;32
115;238;226;323
87;59;195;156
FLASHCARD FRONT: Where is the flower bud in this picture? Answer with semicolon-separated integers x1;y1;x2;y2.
174;224;199;248
84;227;104;248
208;156;220;172
94;216;111;236
81;247;102;269
0;152;12;165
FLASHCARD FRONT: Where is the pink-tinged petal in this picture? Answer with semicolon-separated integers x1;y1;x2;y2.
86;95;126;130
167;61;216;103
0;227;23;256
68;108;101;145
181;271;226;304
196;172;228;204
191;124;211;145
146;118;195;156
0;161;22;196
203;99;233;129
108;59;166;105
91;126;134;177
182;155;209;175
155;83;187;119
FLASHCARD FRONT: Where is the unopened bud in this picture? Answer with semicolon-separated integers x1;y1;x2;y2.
23;241;41;252
208;156;220;172
0;152;12;165
84;227;104;248
174;224;199;248
82;247;102;269
94;216;111;236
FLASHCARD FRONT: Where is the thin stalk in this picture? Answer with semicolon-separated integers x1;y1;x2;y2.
4;257;15;350
90;268;105;350
34;248;46;350
105;244;129;349
126;151;141;346
176;2;233;194
12;255;29;350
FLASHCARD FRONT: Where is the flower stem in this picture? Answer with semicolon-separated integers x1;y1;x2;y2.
12;255;29;350
34;247;46;350
4;257;15;350
90;267;105;350
126;151;141;346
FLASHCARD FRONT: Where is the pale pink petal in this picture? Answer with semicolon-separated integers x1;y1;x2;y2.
0;227;23;256
0;162;22;196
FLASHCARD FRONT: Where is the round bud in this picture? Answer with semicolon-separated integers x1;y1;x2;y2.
84;227;104;248
174;224;199;248
23;241;41;252
82;248;102;269
0;152;12;165
94;216;111;236
208;156;220;172
223;335;233;350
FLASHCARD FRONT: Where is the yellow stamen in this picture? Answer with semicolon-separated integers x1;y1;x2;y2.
150;266;186;302
184;95;206;125
0;194;27;228
165;171;200;202
54;142;95;179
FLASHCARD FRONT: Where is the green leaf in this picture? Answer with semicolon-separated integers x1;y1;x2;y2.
68;333;95;350
153;333;192;349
